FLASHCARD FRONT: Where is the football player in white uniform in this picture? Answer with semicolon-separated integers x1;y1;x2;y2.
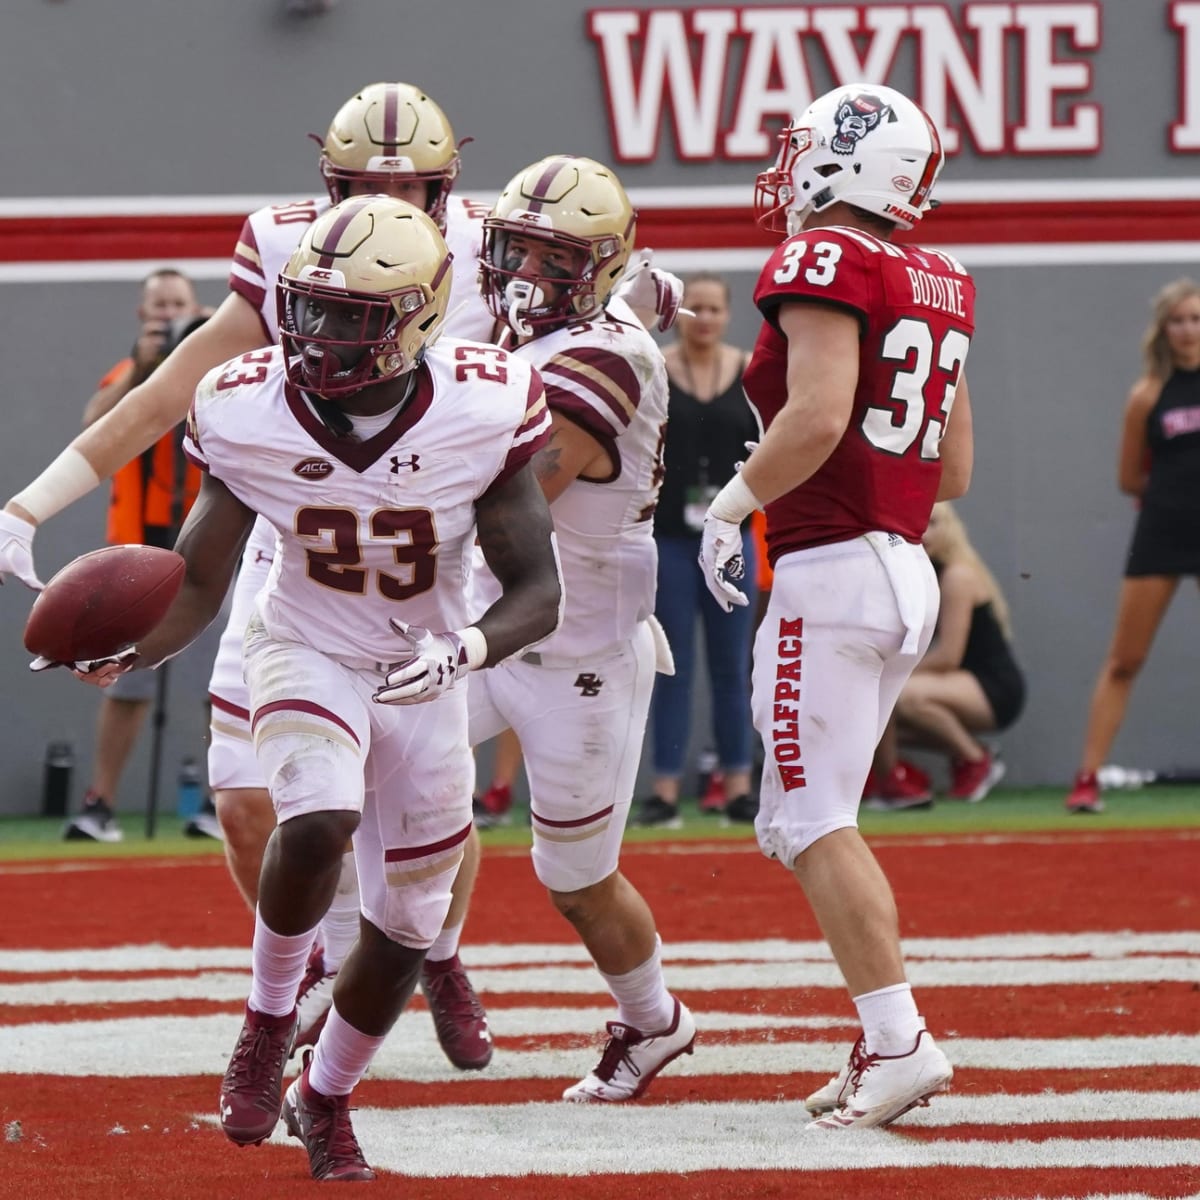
79;197;561;1181
219;81;498;1069
0;82;503;1069
463;155;696;1102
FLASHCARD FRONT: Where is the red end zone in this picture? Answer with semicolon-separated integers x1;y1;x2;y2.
0;830;1197;1198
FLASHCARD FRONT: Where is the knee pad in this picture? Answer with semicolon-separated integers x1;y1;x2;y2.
253;720;363;820
375;850;463;948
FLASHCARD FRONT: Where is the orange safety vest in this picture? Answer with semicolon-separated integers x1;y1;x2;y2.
100;358;202;546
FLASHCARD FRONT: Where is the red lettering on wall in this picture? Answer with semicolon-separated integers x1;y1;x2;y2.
587;4;1102;162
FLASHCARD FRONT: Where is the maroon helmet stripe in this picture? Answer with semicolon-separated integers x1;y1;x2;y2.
430;251;451;291
315;196;372;268
525;156;574;213
382;84;399;154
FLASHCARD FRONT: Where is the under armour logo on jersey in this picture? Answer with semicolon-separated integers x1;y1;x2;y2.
574;673;604;697
254;550;273;566
390;454;421;473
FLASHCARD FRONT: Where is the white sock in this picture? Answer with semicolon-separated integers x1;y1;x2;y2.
425;919;464;964
599;936;675;1033
853;982;923;1056
307;1004;386;1098
316;851;360;972
247;909;317;1017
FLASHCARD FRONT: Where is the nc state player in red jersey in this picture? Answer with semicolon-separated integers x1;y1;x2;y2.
699;84;975;1129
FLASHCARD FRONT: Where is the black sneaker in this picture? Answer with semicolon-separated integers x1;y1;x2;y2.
722;794;759;824
634;796;683;829
63;796;124;843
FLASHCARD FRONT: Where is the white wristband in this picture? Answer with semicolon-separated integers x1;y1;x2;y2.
456;625;489;670
708;472;762;524
10;447;102;525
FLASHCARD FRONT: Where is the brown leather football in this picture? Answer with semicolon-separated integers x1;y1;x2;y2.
23;545;185;663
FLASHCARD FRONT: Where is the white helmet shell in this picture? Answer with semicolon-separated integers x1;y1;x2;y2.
754;83;944;235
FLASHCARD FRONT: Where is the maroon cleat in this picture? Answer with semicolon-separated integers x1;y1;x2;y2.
419;953;493;1070
218;1004;298;1146
283;1056;375;1182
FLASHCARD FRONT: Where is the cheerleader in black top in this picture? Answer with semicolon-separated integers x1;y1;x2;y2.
1067;277;1200;813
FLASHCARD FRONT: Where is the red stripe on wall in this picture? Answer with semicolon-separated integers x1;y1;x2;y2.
3;200;1199;263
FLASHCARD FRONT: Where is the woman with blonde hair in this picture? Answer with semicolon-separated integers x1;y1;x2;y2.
1066;277;1200;812
869;501;1026;806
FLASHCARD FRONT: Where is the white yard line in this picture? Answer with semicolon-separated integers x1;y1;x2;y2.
229;1101;1200;1176
3;1016;1198;1079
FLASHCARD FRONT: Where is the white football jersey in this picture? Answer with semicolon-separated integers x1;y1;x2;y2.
471;297;668;657
442;196;496;341
228;194;492;343
184;339;549;664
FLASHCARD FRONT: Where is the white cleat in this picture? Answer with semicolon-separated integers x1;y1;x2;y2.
563;998;696;1102
804;1035;861;1114
807;1029;952;1130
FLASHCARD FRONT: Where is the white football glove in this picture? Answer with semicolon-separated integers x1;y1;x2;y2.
374;619;468;705
733;440;760;474
613;249;687;332
699;514;749;613
30;646;138;683
0;510;44;590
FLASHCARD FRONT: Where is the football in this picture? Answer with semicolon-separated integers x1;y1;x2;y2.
23;544;185;663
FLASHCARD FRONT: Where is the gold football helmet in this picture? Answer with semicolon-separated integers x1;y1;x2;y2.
479;155;636;335
317;82;460;232
277;195;453;396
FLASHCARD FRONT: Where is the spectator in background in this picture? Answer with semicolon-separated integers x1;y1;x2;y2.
636;273;760;828
1066;277;1200;814
867;501;1026;809
64;269;208;842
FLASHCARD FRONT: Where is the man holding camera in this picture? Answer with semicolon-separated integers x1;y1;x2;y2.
65;268;212;841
